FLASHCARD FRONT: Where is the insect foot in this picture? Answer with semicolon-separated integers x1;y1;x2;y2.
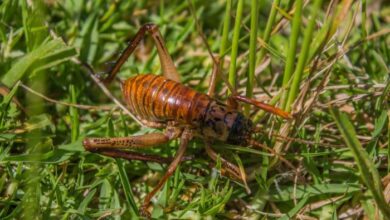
139;205;152;219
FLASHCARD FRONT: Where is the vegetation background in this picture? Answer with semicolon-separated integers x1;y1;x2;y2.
0;0;389;219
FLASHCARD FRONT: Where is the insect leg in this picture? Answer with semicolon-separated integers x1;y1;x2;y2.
226;96;240;110
104;23;179;84
231;95;292;119
88;149;192;164
207;56;220;97
83;132;176;151
83;132;179;165
204;143;250;193
83;124;181;150
147;24;180;82
249;139;296;170
140;128;192;218
208;58;237;96
205;57;240;110
96;150;172;164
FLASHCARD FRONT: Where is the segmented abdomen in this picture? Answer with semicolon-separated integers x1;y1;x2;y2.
122;74;211;125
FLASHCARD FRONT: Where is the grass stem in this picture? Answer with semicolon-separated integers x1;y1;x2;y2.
245;0;259;115
285;0;323;112
228;0;244;94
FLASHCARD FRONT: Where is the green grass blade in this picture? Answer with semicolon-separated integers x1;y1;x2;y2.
330;108;390;219
77;13;99;64
279;196;310;220
70;85;79;143
388;113;390;173
361;0;367;40
105;116;139;217
285;0;323;112
269;183;361;202
21;0;47;51
219;0;232;62
280;0;302;110
0;81;20;127
244;0;259;115
78;188;97;214
1;38;77;87
257;0;280;63
22;58;47;220
116;159;140;217
228;0;244;94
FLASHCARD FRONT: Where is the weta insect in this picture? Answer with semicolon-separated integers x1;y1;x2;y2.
83;23;291;218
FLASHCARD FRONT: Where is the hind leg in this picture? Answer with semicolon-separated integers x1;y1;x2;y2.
83;125;182;163
140;128;192;218
103;23;180;84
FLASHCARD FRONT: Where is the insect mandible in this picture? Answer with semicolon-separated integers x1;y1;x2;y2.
82;23;291;217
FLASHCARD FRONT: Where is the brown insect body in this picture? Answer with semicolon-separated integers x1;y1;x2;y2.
123;73;252;145
83;24;291;218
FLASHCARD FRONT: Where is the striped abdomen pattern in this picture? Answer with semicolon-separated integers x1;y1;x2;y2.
122;74;211;125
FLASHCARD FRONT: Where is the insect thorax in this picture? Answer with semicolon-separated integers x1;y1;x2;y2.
198;101;252;145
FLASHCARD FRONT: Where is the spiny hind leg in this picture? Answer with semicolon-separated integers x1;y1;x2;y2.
83;125;182;152
83;132;177;152
140;128;192;218
103;23;180;84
